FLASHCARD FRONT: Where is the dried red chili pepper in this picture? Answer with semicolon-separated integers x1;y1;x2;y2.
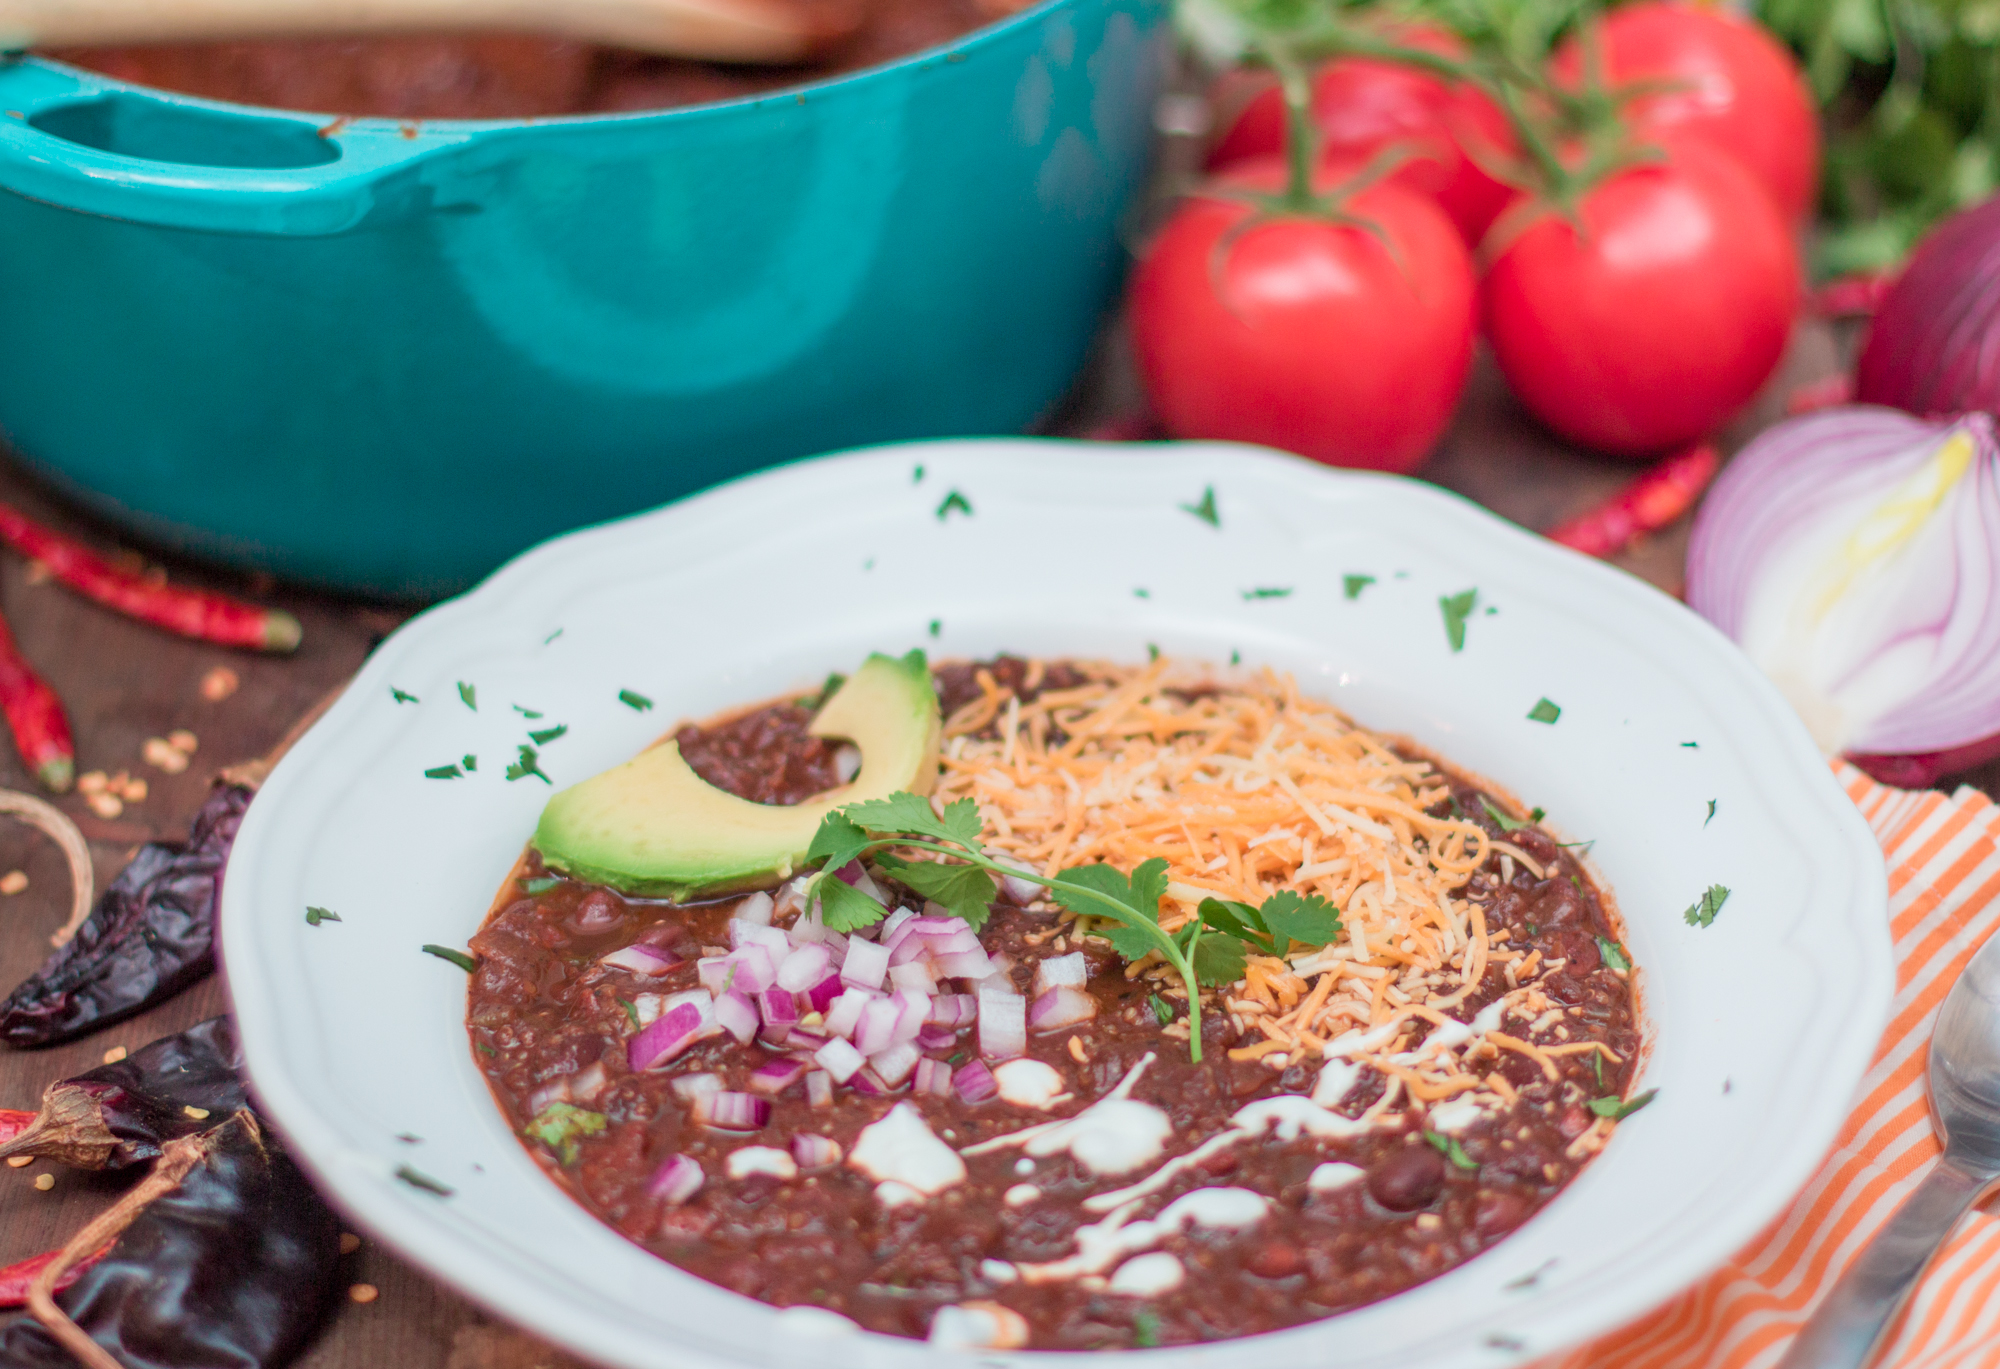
0;1108;338;1369
1545;442;1722;560
0;612;73;793
0;785;250;1047
0;503;301;654
0;1109;37;1143
0;1017;244;1170
0;1245;108;1309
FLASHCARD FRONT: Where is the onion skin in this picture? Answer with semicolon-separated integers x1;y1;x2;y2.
1855;197;2000;417
1848;731;2000;789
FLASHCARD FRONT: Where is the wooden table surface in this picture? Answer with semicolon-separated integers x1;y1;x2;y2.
0;316;1982;1369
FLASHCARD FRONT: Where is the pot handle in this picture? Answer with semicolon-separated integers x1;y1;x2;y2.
0;58;476;236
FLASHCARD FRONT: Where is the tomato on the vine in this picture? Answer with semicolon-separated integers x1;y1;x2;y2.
1206;29;1516;245
1550;2;1820;222
1482;138;1800;455
1130;158;1477;473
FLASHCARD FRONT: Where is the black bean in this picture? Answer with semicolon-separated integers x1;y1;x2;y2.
1367;1146;1446;1212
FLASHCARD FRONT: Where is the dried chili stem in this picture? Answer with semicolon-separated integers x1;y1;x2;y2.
27;1124;223;1369
0;790;93;946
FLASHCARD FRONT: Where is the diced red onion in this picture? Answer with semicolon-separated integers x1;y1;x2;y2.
723;945;777;994
806;973;845;1015
630;1001;708;1071
792;1133;843;1169
758;988;799;1031
570;1062;608;1102
889;990;930;1044
990;853;1043;905
852;869;889;905
825;988;876;1039
787;903;832;945
1029;985;1098;1033
870;1041;923;1087
815;1037;866;1084
698;1091;771;1132
748;1057;809;1096
714;991;760;1045
805;1069;834;1107
697;956;732;994
599;943;680;976
832;860;865;885
926;994;978;1028
1687;406;2000;773
935;948;995;980
913;1057;954;1096
786;1028;831;1053
649;1154;704;1206
730;921;790;956
525;1078;570;1116
853;997;902;1056
917;1025;958;1051
978;989;1026;1061
1033;952;1088;995
890;961;938;994
669;1071;723;1102
953;1059;1000;1103
776;943;833;993
734;891;775;926
847;1067;893;1096
774;875;810;920
842;938;890;991
880;907;916;944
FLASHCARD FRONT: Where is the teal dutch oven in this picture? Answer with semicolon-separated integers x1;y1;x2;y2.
0;0;1166;597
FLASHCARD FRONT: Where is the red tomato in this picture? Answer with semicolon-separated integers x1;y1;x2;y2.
1550;3;1820;222
1482;139;1800;455
1130;159;1477;473
1206;31;1516;245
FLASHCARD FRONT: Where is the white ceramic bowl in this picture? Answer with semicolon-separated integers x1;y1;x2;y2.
222;439;1891;1369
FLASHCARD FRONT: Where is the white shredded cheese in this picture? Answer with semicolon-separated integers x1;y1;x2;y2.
1427;1095;1487;1135
725;1146;797;1181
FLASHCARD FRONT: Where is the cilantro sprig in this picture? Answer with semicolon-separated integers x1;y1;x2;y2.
804;792;1346;1063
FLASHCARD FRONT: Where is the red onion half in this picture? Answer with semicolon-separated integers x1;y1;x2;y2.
1687;406;2000;784
1856;197;2000;417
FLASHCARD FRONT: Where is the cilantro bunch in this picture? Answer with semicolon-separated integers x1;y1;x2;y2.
803;792;1346;1062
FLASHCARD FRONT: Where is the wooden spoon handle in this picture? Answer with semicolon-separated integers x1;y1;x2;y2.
0;0;839;63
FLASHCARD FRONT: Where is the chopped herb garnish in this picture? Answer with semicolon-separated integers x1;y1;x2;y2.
935;489;973;520
462;753;477;772
619;998;640;1030
457;681;477;711
525;1103;608;1166
422;944;475;972
1242;586;1293;600
618;689;653;712
1595;937;1630;972
1681;740;1699;748
544;628;563;644
1180;486;1220;527
523;876;561;894
513;704;543;718
1133;1310;1163;1347
1589;1089;1658;1121
1424;1129;1478;1170
1479;795;1539;832
1134;588;1150;599
928;619;942;638
305;906;341;927
1343;574;1376;600
1149;993;1175;1026
1705;799;1718;827
528;724;567;745
1147;643;1161;661
1527;698;1562;724
506;744;551;785
1592;1050;1606;1087
395;1165;454;1197
1230;649;1241;665
396;1133;422;1144
475;1042;496;1057
1683;884;1730;928
801;673;846;708
391;687;419;704
913;464;925;483
947;1051;968;1066
1440;589;1479;652
424;763;462;780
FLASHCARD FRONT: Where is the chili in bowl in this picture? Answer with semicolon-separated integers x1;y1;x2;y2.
220;438;1890;1368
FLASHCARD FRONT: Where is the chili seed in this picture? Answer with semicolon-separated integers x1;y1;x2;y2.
183;1105;210;1120
22;560;49;585
348;1283;379;1304
143;738;190;774
0;871;25;895
77;771;108;796
168;729;198;754
32;1173;52;1191
339;1233;362;1254
200;667;240;702
5;1156;31;1168
102;1046;127;1064
86;793;123;819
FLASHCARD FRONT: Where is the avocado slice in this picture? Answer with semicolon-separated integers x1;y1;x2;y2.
531;651;941;900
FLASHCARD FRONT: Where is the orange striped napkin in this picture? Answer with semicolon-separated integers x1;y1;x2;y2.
1540;764;2000;1369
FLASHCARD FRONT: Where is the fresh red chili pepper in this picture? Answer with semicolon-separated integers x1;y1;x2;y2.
1546;442;1722;560
0;1109;37;1143
0;504;301;654
1786;374;1855;415
0;611;74;794
0;1244;108;1309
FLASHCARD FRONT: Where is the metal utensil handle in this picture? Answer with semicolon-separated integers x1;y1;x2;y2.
1777;1154;1998;1369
